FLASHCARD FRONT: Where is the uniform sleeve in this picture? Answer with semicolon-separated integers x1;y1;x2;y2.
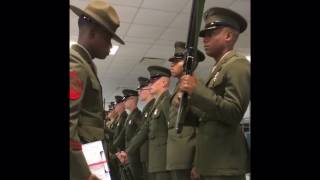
126;119;148;155
69;59;91;179
190;60;250;126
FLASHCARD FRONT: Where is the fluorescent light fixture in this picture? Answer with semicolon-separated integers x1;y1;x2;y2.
70;40;76;47
246;55;251;62
110;45;119;55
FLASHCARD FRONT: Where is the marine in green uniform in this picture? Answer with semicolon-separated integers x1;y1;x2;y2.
117;66;172;180
179;7;250;180
69;0;124;179
104;102;122;180
109;96;128;180
105;102;115;129
137;77;155;180
114;89;144;180
104;102;114;153
166;41;205;180
105;102;116;143
106;101;119;153
113;95;128;151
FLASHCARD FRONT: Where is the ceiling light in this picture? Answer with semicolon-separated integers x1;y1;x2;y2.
110;45;119;55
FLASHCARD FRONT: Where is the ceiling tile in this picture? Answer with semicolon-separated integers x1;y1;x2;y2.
113;5;139;23
70;0;89;9
117;23;131;36
108;0;143;7
124;37;155;44
134;9;177;27
101;73;125;83
127;67;150;78
182;0;192;14
126;24;165;40
111;56;140;67
159;28;188;42
169;13;190;29
115;43;151;57
117;76;141;88
229;1;251;22
141;0;189;12
154;39;176;46
182;0;236;14
145;45;173;59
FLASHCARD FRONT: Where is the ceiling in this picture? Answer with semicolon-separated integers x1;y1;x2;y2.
70;0;250;116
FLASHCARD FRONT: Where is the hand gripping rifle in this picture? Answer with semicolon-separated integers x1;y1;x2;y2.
176;0;205;134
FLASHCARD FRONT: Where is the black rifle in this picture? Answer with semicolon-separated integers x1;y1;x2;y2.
176;0;205;134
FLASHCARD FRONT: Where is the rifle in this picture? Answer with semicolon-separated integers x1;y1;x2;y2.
176;0;205;134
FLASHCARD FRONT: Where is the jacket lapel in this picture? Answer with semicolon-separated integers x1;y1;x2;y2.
205;50;236;86
125;108;139;125
149;90;169;117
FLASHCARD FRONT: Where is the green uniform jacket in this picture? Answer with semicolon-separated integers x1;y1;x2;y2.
190;51;250;176
139;99;155;163
126;91;171;173
114;108;143;163
166;85;198;170
70;44;104;180
113;111;128;151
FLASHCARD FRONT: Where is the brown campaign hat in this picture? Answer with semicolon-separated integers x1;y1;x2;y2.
70;0;125;44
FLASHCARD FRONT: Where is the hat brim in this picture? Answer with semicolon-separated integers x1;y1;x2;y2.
169;53;204;63
123;95;138;100
70;5;125;45
199;26;220;37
